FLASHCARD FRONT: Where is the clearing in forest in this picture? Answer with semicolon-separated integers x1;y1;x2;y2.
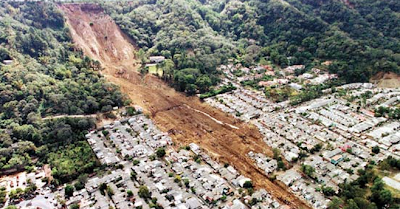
60;3;311;209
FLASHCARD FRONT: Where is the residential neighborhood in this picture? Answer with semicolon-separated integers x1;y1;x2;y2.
201;64;400;208
1;64;399;209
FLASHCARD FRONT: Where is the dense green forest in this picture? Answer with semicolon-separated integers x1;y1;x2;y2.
0;2;127;182
104;0;399;93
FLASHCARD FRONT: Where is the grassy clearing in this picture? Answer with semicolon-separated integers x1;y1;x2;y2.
148;65;163;76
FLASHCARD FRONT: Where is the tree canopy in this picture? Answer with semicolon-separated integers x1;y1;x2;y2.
103;0;399;92
0;2;127;181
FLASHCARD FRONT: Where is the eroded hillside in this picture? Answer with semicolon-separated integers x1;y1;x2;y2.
60;3;310;209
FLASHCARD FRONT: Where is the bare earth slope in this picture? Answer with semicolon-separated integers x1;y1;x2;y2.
370;72;400;88
60;4;310;208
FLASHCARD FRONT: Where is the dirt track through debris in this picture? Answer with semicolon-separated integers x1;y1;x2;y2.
60;4;311;209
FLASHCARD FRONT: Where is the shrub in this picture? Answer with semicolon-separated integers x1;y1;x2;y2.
243;181;253;188
65;184;74;197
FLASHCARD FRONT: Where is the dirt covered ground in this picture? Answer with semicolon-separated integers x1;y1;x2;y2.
370;72;400;88
60;4;310;208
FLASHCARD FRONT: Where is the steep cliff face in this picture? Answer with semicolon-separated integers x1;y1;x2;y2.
60;4;137;66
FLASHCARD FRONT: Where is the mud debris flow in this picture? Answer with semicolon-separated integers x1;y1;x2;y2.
60;4;311;209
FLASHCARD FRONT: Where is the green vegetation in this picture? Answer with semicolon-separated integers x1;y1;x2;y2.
265;86;296;103
99;183;107;196
0;4;399;209
272;148;286;171
374;106;400;119
131;170;138;181
48;140;99;184
70;204;79;209
104;0;399;94
0;187;6;206
301;164;315;179
243;181;253;189
126;106;138;116
138;185;151;199
183;178;190;188
106;185;114;197
379;156;400;171
310;143;323;154
328;158;400;209
74;182;84;191
8;182;37;202
0;2;127;182
199;83;237;99
156;148;166;158
127;190;133;197
65;184;74;197
372;146;380;154
133;159;140;166
322;186;335;196
290;80;344;105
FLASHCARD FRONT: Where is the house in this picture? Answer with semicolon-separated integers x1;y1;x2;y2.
277;169;302;186
145;63;157;68
240;67;250;74
310;73;338;85
312;68;322;74
2;60;13;65
132;145;148;157
289;83;302;90
323;149;344;165
265;71;275;76
235;176;251;187
283;65;304;74
177;203;189;209
330;154;344;165
186;197;202;209
226;166;238;175
254;66;264;72
254;74;263;80
189;143;201;155
299;73;314;79
258;81;277;87
286;75;295;80
274;78;289;85
230;199;246;209
263;65;274;71
149;56;165;63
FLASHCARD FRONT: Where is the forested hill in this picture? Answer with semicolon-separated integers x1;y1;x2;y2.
0;2;127;182
104;0;399;90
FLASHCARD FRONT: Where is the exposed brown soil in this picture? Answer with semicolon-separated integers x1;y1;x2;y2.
60;4;310;208
370;72;400;88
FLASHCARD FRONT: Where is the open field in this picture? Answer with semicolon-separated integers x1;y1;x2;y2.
60;3;311;208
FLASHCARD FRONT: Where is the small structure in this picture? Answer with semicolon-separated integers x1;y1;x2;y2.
149;56;165;63
289;83;303;90
186;197;202;209
2;60;13;65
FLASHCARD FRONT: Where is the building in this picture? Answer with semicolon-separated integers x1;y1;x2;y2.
149;56;165;63
289;83;303;90
186;197;202;209
2;60;13;65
